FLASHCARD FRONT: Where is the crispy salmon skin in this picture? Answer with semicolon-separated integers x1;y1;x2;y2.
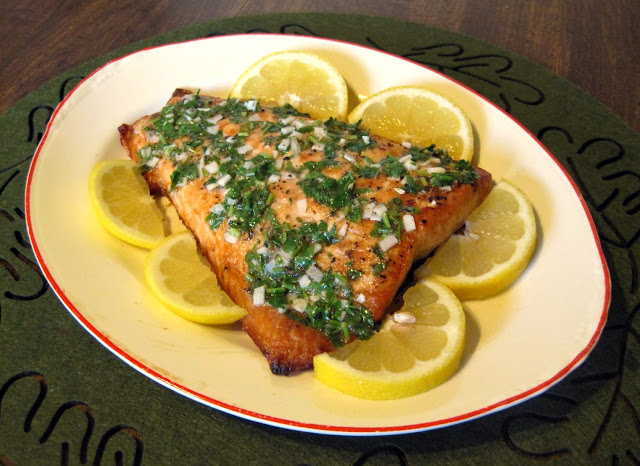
119;89;492;374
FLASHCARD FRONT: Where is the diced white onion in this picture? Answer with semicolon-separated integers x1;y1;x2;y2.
440;185;452;192
379;234;399;252
145;156;160;168
176;152;188;162
403;214;416;232
362;135;370;144
275;158;284;170
206;113;223;125
402;141;412;149
224;230;239;244
280;116;295;125
306;265;324;282
217;174;232;187
253;286;265;306
394;187;406;194
344;154;355;163
291;298;308;313
297;198;307;214
427;166;447;174
362;202;376;220
298;275;311;288
277;138;291;152
338;223;348;237
204;161;219;174
393;312;417;324
313;126;327;138
290;137;301;156
256;246;269;255
281;125;295;135
399;154;413;163
237;144;253;155
206;124;220;135
244;100;257;111
311;143;325;152
276;250;292;266
248;113;262;122
209;203;225;214
267;174;281;184
356;294;366;303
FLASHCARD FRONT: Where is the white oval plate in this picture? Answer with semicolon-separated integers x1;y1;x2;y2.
26;34;610;435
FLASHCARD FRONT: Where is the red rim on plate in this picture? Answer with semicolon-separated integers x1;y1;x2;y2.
25;33;611;435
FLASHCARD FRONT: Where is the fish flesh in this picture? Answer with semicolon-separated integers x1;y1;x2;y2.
118;89;492;374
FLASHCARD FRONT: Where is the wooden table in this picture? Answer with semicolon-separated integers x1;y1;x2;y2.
1;0;638;135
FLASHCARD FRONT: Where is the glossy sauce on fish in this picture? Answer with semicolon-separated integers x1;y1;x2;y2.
119;89;492;374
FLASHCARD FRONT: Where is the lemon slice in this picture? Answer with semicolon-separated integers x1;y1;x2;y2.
230;51;349;120
314;278;465;400
415;179;537;300
348;86;474;161
89;159;165;249
144;231;247;324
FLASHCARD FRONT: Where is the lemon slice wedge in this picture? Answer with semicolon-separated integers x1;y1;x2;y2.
88;159;165;249
348;86;474;161
230;51;349;120
415;179;537;300
314;278;465;400
144;231;247;324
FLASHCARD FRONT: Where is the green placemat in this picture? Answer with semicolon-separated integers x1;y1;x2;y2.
1;13;638;464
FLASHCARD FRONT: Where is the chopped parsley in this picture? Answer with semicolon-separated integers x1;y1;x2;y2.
136;91;482;344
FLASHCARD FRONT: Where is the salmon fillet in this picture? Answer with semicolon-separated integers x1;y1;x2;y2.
119;89;492;374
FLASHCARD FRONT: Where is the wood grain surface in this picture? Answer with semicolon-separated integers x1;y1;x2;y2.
1;0;638;135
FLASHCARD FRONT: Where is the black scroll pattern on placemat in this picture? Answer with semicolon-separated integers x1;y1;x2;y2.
3;20;636;462
202;22;639;462
206;25;544;117
0;372;144;465
0;77;85;326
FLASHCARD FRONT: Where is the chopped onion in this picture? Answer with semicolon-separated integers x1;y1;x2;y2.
291;298;308;313
290;137;301;156
394;187;406;194
362;202;376;220
427;166;447;174
252;286;265;306
209;203;225;214
237;144;253;155
379;234;399;252
217;174;232;187
298;274;311;288
267;174;281;184
306;265;324;282
356;294;366;303
206;124;220;135
145;156;160;168
313;126;327;138
244;100;257;111
277;138;291;152
393;312;416;324
402;141;412;149
403;214;416;232
338;222;348;237
204;161;219;174
297;198;307;214
281;125;295;135
224;229;240;244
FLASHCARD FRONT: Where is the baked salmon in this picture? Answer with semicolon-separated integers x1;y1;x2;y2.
119;89;492;374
